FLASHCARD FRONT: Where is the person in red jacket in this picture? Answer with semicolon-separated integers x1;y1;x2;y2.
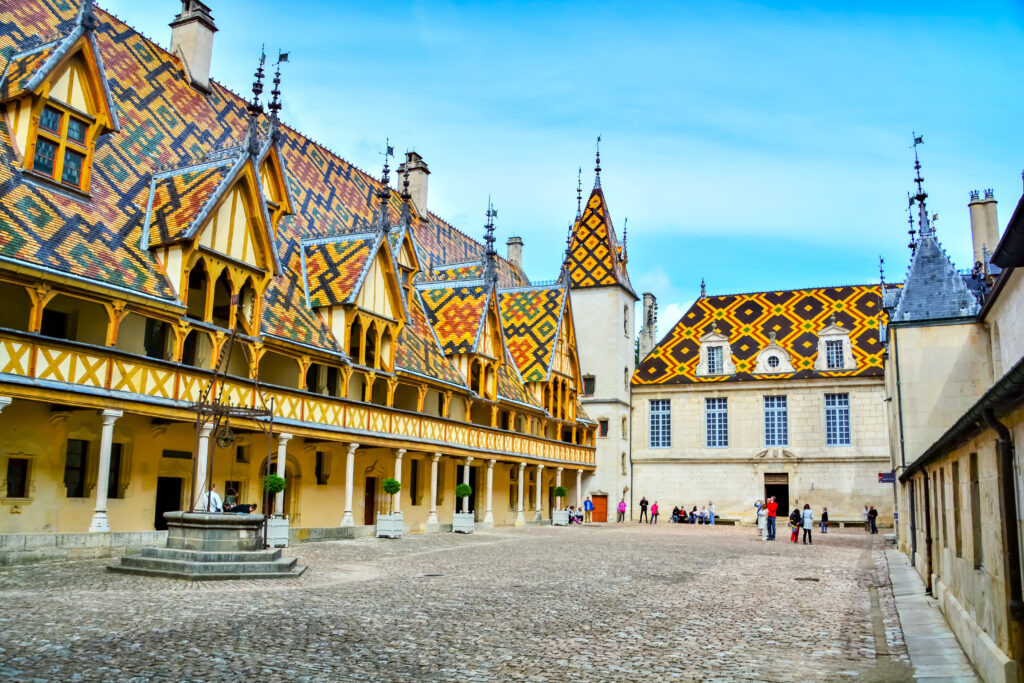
766;496;778;541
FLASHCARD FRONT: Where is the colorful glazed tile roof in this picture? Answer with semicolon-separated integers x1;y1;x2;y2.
0;42;55;100
496;349;539;407
303;234;376;308
395;290;468;388
499;286;566;383
147;162;235;246
634;285;886;385
566;185;633;293
433;261;483;282
417;283;489;355
419;212;524;288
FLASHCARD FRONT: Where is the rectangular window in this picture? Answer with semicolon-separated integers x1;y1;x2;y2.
39;308;69;339
707;346;723;375
410;459;420;505
33;138;58;176
705;397;728;448
598;419;609;437
824;393;851;446
939;467;947;548
162;449;191;460
763;395;788;447
67;117;87;144
952;460;962;557
6;458;29;498
970;453;983;569
527;470;536;510
61;149;85;187
315;451;328;485
107;443;123;499
508;466;518;510
224;480;241;505
39;107;62;133
649;399;671;448
236;446;248;463
825;339;844;369
582;376;595;396
64;439;88;498
143;318;168;359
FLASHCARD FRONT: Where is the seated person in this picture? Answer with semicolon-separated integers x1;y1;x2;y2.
689;507;698;523
671;506;680;523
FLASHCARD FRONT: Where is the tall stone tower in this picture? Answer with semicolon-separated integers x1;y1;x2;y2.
565;146;638;518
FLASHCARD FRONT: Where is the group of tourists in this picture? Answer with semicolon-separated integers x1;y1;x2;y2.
200;484;258;514
754;498;817;544
632;497;717;525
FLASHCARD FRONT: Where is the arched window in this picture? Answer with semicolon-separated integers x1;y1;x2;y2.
348;316;363;364
624;305;629;336
380;328;393;371
181;329;213;369
365;321;378;368
236;277;256;331
211;271;232;328
186;260;209;320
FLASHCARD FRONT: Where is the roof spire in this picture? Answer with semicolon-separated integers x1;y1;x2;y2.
268;51;288;143
909;132;933;240
573;165;581;219
399;163;412;227
483;199;498;287
621;217;627;262
561;223;573;283
879;255;885;286
906;192;916;254
374;139;394;234
244;47;266;157
594;135;602;189
700;278;706;299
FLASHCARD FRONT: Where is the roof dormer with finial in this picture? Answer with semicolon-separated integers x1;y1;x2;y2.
564;137;637;299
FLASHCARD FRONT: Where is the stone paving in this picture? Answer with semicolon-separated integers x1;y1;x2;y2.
0;524;919;681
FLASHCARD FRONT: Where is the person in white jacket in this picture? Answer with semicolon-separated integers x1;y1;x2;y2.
801;504;813;544
756;500;768;541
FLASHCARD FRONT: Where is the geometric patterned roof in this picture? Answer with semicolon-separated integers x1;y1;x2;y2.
566;185;633;294
395;290;468;388
418;283;489;356
0;42;56;101
498;285;566;383
147;162;235;246
302;234;376;308
634;284;885;385
433;261;483;283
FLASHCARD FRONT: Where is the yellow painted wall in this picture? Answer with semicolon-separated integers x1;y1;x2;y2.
49;55;90;113
197;185;259;269
355;253;394;320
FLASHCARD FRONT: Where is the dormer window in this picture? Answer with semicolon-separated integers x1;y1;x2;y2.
753;331;795;374
767;356;779;369
815;315;857;372
707;346;723;375
696;327;735;377
825;339;843;369
30;105;92;190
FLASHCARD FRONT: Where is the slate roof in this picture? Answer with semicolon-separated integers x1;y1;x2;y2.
634;284;886;385
888;235;981;323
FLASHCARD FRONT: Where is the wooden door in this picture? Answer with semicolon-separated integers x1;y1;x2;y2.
154;477;182;530
364;476;377;526
592;494;608;522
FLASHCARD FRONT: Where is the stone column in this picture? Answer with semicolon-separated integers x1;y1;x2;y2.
341;442;359;527
275;433;292;518
0;396;11;414
534;464;544;521
461;456;474;513
515;462;527;527
484;459;495;528
193;421;215;512
89;409;123;532
393;448;406;514
556;467;564;510
427;453;441;531
577;469;583;509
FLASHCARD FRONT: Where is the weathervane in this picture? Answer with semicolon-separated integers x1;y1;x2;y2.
576;166;582;219
373;140;394;233
594;135;602;188
879;255;885;286
483;198;498;287
908;132;933;240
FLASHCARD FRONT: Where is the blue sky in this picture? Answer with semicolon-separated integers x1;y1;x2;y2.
106;0;1024;334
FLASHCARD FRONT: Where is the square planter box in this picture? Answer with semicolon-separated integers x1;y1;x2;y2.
551;509;569;526
452;512;475;534
376;512;404;539
267;516;290;548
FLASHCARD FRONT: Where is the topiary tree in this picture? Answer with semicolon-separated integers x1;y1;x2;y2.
383;477;401;515
455;482;472;512
554;485;568;510
262;474;287;515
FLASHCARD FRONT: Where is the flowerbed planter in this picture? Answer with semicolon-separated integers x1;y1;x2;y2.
376;512;404;539
266;515;290;548
551;509;569;526
452;512;475;534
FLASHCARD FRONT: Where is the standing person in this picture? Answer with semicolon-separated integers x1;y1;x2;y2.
868;506;879;534
650;501;660;524
863;505;870;532
789;507;801;543
639;496;649;524
617;498;627;523
708;501;716;526
820;507;829;534
801;504;813;544
202;484;223;513
756;500;768;541
584;496;594;523
766;496;778;541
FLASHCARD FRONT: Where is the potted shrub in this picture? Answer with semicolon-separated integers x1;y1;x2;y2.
453;482;474;534
552;485;569;526
376;477;403;539
262;474;290;547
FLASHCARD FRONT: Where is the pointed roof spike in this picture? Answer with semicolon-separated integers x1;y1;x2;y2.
372;139;394;234
267;52;286;142
700;278;706;299
249;46;265;116
483;198;498;287
621;217;627;261
576;167;582;219
78;0;98;31
879;255;885;285
594;135;602;189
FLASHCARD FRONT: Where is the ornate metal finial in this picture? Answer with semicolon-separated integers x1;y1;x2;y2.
700;278;706;299
267;51;288;141
249;47;266;117
621;218;627;261
576;167;582;219
373;140;394;234
79;0;98;31
594;135;602;188
909;132;933;239
906;192;917;255
879;255;885;286
398;163;412;227
483;199;498;287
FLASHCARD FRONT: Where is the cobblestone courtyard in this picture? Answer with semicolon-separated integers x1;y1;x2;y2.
1;524;915;682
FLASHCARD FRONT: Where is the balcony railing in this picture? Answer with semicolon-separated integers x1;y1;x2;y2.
0;329;595;466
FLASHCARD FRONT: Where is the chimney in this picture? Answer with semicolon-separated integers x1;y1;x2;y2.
506;236;524;271
968;189;999;269
170;1;217;92
396;151;429;215
639;292;658;359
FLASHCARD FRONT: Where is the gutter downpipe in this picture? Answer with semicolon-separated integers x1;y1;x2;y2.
983;408;1024;634
893;327;915;564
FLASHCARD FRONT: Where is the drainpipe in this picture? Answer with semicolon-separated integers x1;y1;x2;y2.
893;328;915;563
983;409;1024;627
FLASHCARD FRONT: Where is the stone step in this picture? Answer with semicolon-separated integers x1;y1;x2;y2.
114;554;303;579
108;563;307;581
140;547;282;563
